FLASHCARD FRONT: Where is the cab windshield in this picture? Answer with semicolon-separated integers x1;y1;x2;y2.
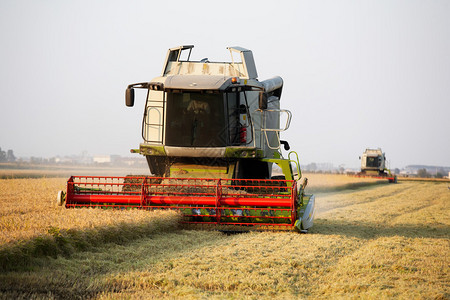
366;156;380;168
165;91;227;147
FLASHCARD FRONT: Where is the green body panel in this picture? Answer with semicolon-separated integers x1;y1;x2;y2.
224;148;263;159
170;164;235;179
139;145;166;156
139;144;263;160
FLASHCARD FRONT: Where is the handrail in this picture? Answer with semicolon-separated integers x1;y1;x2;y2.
288;151;302;180
258;109;292;150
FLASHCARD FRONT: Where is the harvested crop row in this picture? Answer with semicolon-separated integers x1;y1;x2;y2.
0;178;182;272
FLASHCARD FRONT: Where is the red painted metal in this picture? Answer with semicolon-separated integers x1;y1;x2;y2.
239;127;247;143
64;176;299;227
350;174;396;182
68;194;294;207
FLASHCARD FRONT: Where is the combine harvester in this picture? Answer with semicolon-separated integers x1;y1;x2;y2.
354;148;397;183
57;45;315;232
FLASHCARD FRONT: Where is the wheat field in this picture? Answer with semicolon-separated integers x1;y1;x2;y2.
0;174;448;299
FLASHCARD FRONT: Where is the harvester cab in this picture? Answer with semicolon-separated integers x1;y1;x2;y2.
126;45;297;181
58;46;315;232
358;148;397;183
360;148;387;175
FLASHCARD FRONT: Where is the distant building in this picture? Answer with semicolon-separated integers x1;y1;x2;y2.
93;155;111;164
400;170;416;176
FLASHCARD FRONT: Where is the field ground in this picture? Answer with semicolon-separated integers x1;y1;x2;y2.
0;163;150;179
0;173;448;299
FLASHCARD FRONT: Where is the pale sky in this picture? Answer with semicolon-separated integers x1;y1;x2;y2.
1;0;449;169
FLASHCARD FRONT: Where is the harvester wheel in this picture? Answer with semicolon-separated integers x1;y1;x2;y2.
56;190;65;206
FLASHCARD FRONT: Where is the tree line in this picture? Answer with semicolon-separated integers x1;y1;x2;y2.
417;168;446;179
0;147;16;162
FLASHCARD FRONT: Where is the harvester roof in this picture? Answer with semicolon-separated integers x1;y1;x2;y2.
163;75;234;91
162;45;258;80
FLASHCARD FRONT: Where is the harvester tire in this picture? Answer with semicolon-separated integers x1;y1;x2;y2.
56;190;65;206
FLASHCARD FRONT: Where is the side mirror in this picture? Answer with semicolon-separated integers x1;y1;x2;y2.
280;140;290;151
259;92;267;110
125;88;135;107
